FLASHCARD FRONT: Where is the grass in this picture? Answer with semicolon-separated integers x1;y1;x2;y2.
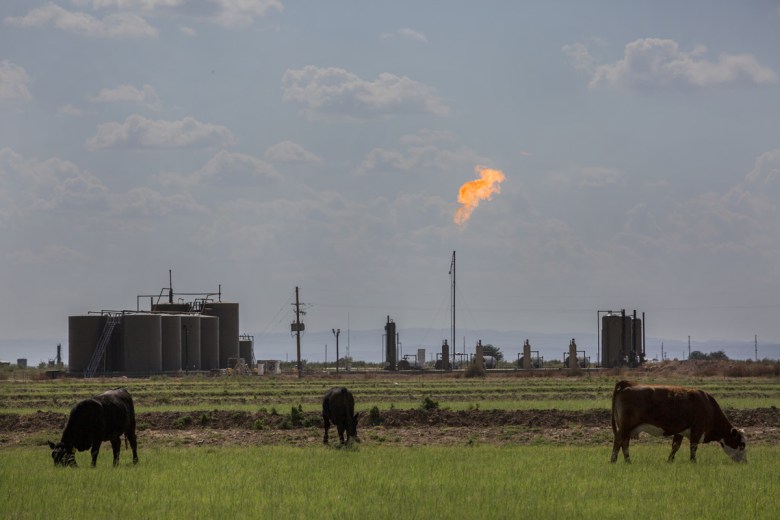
2;445;778;519
2;375;779;414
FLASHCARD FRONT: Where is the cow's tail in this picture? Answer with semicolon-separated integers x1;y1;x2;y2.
612;380;633;433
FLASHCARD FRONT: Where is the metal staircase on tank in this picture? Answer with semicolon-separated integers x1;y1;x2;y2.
85;315;120;378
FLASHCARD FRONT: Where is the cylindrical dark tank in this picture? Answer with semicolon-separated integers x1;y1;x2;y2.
384;316;396;370
122;314;162;374
180;315;201;371
602;314;639;368
153;302;192;313
203;302;239;369
68;315;108;375
239;339;253;365
200;315;220;370
160;315;181;372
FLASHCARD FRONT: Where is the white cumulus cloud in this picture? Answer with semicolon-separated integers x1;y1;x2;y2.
4;3;159;38
282;65;449;120
0;60;32;100
89;84;163;110
568;38;777;90
86;115;236;150
264;140;321;164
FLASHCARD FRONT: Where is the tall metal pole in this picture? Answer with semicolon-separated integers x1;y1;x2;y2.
332;328;340;373
295;286;302;379
450;251;456;367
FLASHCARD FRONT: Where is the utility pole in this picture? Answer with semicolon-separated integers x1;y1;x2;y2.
449;251;456;368
688;336;691;360
755;334;758;362
332;328;341;373
294;286;303;379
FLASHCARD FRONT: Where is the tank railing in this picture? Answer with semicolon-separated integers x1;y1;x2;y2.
136;291;221;311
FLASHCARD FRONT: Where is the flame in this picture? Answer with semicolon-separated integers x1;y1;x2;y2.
454;165;506;225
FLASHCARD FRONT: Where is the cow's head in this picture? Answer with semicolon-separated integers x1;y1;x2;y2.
48;441;77;467
719;428;747;462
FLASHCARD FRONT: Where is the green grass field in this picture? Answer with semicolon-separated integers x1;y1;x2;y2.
2;445;778;519
2;373;779;518
2;374;779;413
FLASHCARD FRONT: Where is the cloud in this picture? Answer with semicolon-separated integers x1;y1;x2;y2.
73;0;283;28
0;147;206;225
4;3;158;38
86;115;236;150
548;166;625;189
0;147;110;221
89;84;163;110
5;245;89;267
156;150;281;188
356;141;484;177
57;104;83;116
381;28;428;43
264;140;322;164
0;60;32;100
568;38;777;90
282;65;449;120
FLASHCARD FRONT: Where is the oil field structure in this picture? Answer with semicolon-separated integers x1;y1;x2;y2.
68;272;255;378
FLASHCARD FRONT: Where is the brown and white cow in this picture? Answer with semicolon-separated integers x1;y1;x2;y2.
611;380;746;463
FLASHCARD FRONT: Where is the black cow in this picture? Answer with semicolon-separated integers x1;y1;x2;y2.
48;387;139;467
322;387;360;445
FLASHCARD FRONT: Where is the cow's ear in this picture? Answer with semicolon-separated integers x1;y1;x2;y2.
731;428;739;438
354;412;361;420
48;441;55;449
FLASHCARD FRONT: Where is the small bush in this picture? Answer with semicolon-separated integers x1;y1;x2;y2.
421;396;439;411
464;361;486;378
251;419;267;430
367;406;382;425
173;415;192;429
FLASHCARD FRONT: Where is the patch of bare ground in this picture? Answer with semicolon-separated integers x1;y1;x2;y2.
2;407;779;449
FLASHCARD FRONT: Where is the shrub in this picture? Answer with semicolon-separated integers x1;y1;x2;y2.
367;406;382;425
173;415;192;429
464;361;486;378
421;396;439;411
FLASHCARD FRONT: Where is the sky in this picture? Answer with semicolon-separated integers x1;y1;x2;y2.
2;1;780;363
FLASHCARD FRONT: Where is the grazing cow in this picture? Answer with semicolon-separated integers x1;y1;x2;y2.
322;387;360;445
48;387;139;467
611;380;746;463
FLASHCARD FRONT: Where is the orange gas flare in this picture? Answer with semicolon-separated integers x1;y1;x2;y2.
454;166;506;225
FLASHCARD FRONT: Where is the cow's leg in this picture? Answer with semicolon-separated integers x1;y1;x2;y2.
126;431;139;464
610;434;621;463
90;441;101;467
689;429;703;462
689;442;699;462
322;415;330;444
337;425;346;444
667;434;683;462
110;437;121;467
617;434;631;463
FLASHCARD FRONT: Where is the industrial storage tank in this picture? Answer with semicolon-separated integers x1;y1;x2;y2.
152;302;192;313
200;315;220;370
160;314;181;372
68;315;108;375
239;338;254;366
180;315;201;371
122;313;162;374
203;302;239;369
601;312;643;368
